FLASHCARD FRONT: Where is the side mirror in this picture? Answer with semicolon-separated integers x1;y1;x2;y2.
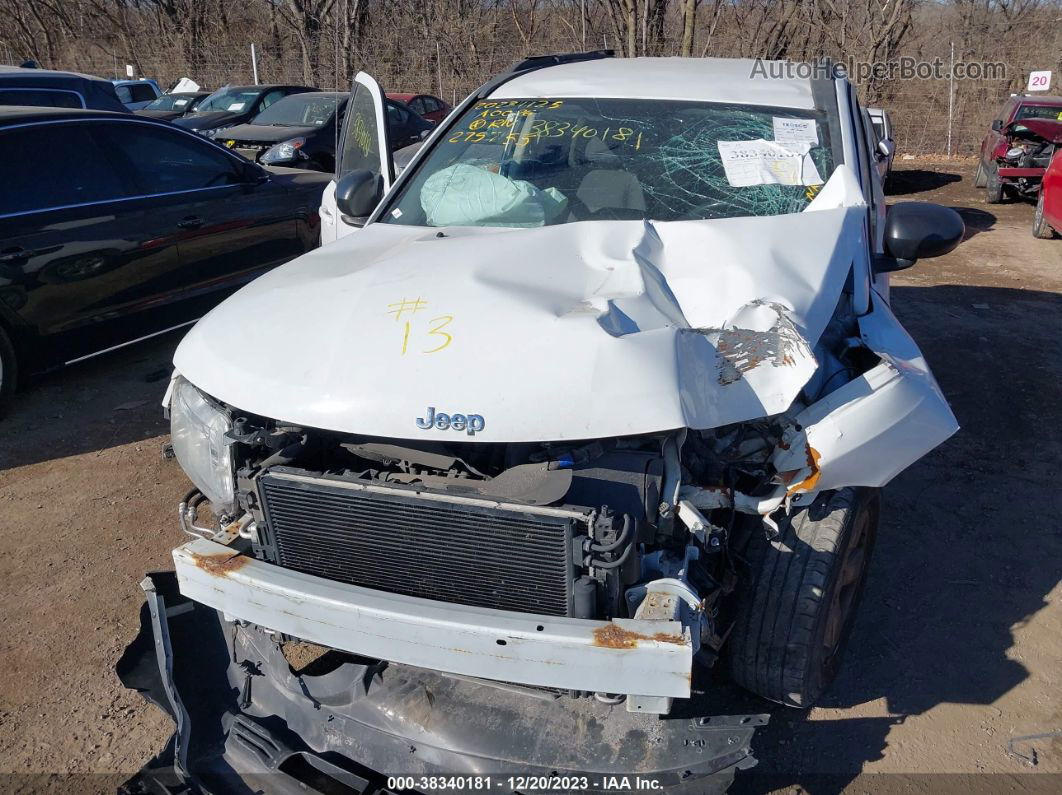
335;169;382;221
877;138;895;159
991;119;1002;132
874;202;965;274
240;161;268;184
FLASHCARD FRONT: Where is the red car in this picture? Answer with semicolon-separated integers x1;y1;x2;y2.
975;94;1062;203
386;92;451;124
1033;148;1062;238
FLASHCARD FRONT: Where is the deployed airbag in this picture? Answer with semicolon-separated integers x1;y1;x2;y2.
421;163;568;227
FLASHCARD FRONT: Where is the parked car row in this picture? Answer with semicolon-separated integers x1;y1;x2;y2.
976;92;1062;238
1;65;451;175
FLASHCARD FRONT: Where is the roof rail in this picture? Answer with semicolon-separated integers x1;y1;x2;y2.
507;50;614;75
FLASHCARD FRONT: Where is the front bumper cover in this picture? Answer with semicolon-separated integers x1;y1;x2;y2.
118;572;767;794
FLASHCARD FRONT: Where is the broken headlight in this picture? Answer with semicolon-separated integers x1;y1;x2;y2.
169;376;236;514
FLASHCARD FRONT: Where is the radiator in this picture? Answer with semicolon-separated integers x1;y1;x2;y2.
256;471;581;616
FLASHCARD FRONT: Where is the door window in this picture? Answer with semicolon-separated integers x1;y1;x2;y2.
408;97;425;115
128;84;157;103
0;88;83;108
339;83;385;180
258;89;286;111
0;123;132;216
94;122;243;194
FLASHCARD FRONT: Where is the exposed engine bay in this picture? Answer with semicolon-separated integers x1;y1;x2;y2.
995;120;1062;198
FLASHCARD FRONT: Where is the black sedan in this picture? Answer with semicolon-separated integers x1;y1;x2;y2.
173;84;315;137
135;91;211;121
0;107;331;414
215;92;348;172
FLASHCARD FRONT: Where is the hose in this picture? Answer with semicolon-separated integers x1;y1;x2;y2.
588;538;635;569
588;514;631;553
257;434;308;470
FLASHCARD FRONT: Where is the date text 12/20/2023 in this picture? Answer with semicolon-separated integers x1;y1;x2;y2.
386;775;666;791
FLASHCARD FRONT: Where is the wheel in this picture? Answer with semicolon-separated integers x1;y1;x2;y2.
0;325;17;419
973;160;987;188
1032;191;1056;239
985;164;1004;204
727;487;880;708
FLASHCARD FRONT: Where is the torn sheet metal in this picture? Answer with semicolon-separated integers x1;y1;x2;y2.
175;169;867;442
773;289;958;497
174;538;693;701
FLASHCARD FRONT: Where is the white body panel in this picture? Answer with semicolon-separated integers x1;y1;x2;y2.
175;538;693;700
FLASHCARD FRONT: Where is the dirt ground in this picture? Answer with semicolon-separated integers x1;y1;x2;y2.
0;158;1060;794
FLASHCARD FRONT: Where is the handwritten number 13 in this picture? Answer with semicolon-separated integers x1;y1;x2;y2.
401;315;454;355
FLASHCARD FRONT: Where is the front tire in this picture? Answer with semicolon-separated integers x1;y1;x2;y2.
985;164;1004;204
727;488;880;708
1032;191;1056;239
0;326;17;419
973;160;987;188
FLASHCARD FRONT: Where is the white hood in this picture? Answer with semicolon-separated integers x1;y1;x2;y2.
175;171;868;442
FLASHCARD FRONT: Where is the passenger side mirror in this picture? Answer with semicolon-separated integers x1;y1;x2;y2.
876;139;895;160
991;119;1003;132
335;168;382;221
240;161;268;184
874;202;965;274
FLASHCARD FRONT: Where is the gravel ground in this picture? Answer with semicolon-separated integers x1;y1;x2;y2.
0;159;1059;793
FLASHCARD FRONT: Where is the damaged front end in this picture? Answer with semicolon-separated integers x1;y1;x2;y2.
994;118;1062;197
120;157;960;790
121;284;954;793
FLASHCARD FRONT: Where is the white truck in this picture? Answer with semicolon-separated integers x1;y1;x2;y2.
120;53;962;794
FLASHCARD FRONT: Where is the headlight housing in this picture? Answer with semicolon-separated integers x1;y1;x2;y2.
261;137;307;165
169;376;236;514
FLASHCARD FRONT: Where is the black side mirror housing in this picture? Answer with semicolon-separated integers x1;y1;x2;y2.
874;202;965;274
240;161;268;185
335;169;382;221
991;119;1002;132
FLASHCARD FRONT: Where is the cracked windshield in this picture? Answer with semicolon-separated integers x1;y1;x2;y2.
384;97;836;227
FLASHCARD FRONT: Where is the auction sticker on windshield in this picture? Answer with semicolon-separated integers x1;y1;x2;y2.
717;139;823;187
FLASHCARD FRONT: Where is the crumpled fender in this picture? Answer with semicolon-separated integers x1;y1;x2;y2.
773;289;958;498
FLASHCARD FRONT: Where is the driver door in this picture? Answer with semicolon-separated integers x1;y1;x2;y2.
320;72;395;243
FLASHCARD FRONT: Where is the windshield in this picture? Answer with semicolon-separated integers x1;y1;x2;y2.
145;94;194;111
382;97;836;228
197;89;260;113
1015;104;1062;122
253;93;344;126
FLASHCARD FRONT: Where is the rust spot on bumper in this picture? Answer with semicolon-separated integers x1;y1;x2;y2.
192;551;249;577
592;624;687;649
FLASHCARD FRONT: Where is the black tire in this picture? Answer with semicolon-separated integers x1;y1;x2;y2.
0;325;17;419
1032;191;1056;239
985;164;1004;204
973;160;987;188
727;487;880;708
